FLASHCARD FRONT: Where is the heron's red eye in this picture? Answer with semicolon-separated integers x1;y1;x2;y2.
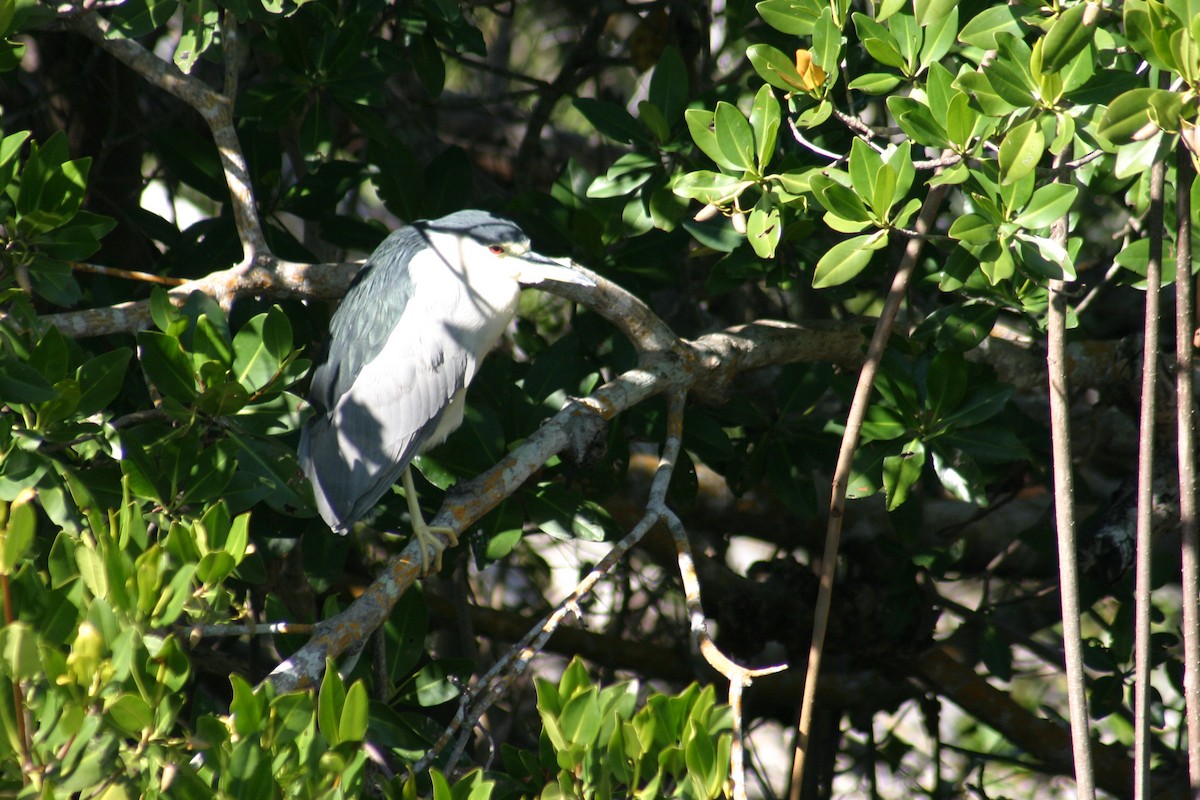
488;244;504;255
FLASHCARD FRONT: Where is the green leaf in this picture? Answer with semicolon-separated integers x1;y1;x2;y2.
812;231;888;288
573;98;650;146
926;352;969;419
948;214;996;244
560;687;602;746
746;203;782;258
809;172;872;221
587;152;658;199
812;6;841;72
339;681;369;743
318;661;346;746
756;0;822;35
848;72;904;94
685;109;739;171
918;8;959;70
883;439;925;510
853;13;907;70
137;331;198;402
229;674;263;737
998;119;1044;184
174;0;219;73
749;84;781;170
232;307;291;393
17;156;92;236
926;303;1000;351
1041;2;1098;73
914;0;956;28
1013;183;1077;228
75;347;132;417
0;492;35;574
714;102;756;172
888;96;948;147
847;139;883;210
747;43;807;92
648;45;688;123
940;384;1013;426
958;4;1029;49
672;171;751;204
0;352;58;403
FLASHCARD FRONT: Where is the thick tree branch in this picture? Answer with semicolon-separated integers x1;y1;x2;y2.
63;11;269;263
264;313;867;692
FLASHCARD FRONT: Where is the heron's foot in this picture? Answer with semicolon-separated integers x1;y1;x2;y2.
412;522;459;574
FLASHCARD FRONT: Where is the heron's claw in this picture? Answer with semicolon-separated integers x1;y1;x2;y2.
402;465;458;573
412;522;458;573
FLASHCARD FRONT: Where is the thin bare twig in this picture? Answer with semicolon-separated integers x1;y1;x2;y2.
1134;149;1167;800
1175;146;1200;795
788;178;949;800
659;391;785;800
1046;157;1096;800
71;261;188;286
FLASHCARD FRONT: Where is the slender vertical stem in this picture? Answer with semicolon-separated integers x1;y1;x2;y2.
1047;173;1096;796
788;183;948;800
1134;153;1166;800
1175;146;1200;793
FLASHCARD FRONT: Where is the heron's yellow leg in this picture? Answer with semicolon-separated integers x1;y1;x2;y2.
402;466;458;573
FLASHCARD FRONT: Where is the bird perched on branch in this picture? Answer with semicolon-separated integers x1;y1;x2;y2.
299;210;595;571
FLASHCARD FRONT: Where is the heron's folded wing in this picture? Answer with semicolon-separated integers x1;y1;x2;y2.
300;315;470;532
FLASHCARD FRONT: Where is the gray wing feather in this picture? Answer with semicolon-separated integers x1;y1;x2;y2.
301;321;470;531
300;225;469;532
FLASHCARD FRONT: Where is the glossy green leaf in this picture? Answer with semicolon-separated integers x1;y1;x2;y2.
1013;183;1077;228
853;13;906;70
136;331;198;401
914;0;956;27
747;43;807;92
919;8;959;69
998;119;1044;184
812;231;888;288
888;96;948;146
713;102;756;172
0;493;35;574
926;352;969;419
685;109;739;171
812;6;841;72
560;687;602;746
883;439;925;510
573;98;650;146
941;384;1013;426
749;84;781;170
1099;92;1166;148
756;0;822;35
958;4;1029;49
0;353;58;404
746;203;782;258
948;214;996;244
1041;2;1098;73
339;680;369;743
928;303;1000;351
318;660;346;745
848;72;904;94
232;307;291;393
809;172;872;221
174;0;219;73
648;45;688;123
672;171;751;204
75;348;132;417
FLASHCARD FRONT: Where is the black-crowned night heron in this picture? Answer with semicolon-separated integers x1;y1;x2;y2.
299;210;594;571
